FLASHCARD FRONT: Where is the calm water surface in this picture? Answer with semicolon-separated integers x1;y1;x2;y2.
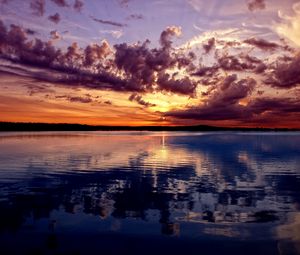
0;131;300;255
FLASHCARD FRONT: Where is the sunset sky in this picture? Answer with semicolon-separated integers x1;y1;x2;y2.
0;0;299;127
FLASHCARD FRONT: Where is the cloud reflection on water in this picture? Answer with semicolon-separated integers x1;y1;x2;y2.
0;132;300;254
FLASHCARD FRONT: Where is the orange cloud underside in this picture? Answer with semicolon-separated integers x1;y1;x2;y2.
0;73;300;128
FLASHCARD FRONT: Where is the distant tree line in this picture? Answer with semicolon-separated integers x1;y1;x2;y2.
0;122;297;132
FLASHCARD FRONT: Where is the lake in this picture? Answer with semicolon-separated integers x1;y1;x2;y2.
0;131;299;255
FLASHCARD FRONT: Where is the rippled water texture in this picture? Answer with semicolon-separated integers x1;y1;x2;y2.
0;131;300;255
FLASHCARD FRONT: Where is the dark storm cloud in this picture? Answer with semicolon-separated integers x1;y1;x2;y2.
220;74;237;90
249;97;300;114
239;54;267;73
166;97;300;124
217;55;254;71
165;77;256;121
30;0;45;16
205;52;264;74
254;63;267;73
265;53;300;88
0;21;94;83
0;21;198;96
114;41;161;91
73;0;83;12
129;93;156;107
191;48;268;82
5;24;27;47
213;77;256;105
115;40;193;94
247;0;266;11
239;54;262;65
113;27;196;95
244;38;279;51
166;88;300;123
83;41;111;66
191;38;269;80
166;104;248;121
192;65;219;78
0;21;7;40
157;72;197;96
51;0;69;7
48;13;61;24
91;16;127;28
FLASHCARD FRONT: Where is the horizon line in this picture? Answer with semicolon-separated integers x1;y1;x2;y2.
1;121;299;131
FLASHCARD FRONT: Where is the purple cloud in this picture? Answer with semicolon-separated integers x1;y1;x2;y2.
51;0;69;7
248;0;266;11
91;16;127;28
48;13;61;24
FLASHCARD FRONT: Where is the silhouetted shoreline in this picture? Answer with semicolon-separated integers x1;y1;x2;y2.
0;122;298;132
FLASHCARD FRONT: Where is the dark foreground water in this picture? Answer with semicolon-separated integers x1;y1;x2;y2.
0;131;299;255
